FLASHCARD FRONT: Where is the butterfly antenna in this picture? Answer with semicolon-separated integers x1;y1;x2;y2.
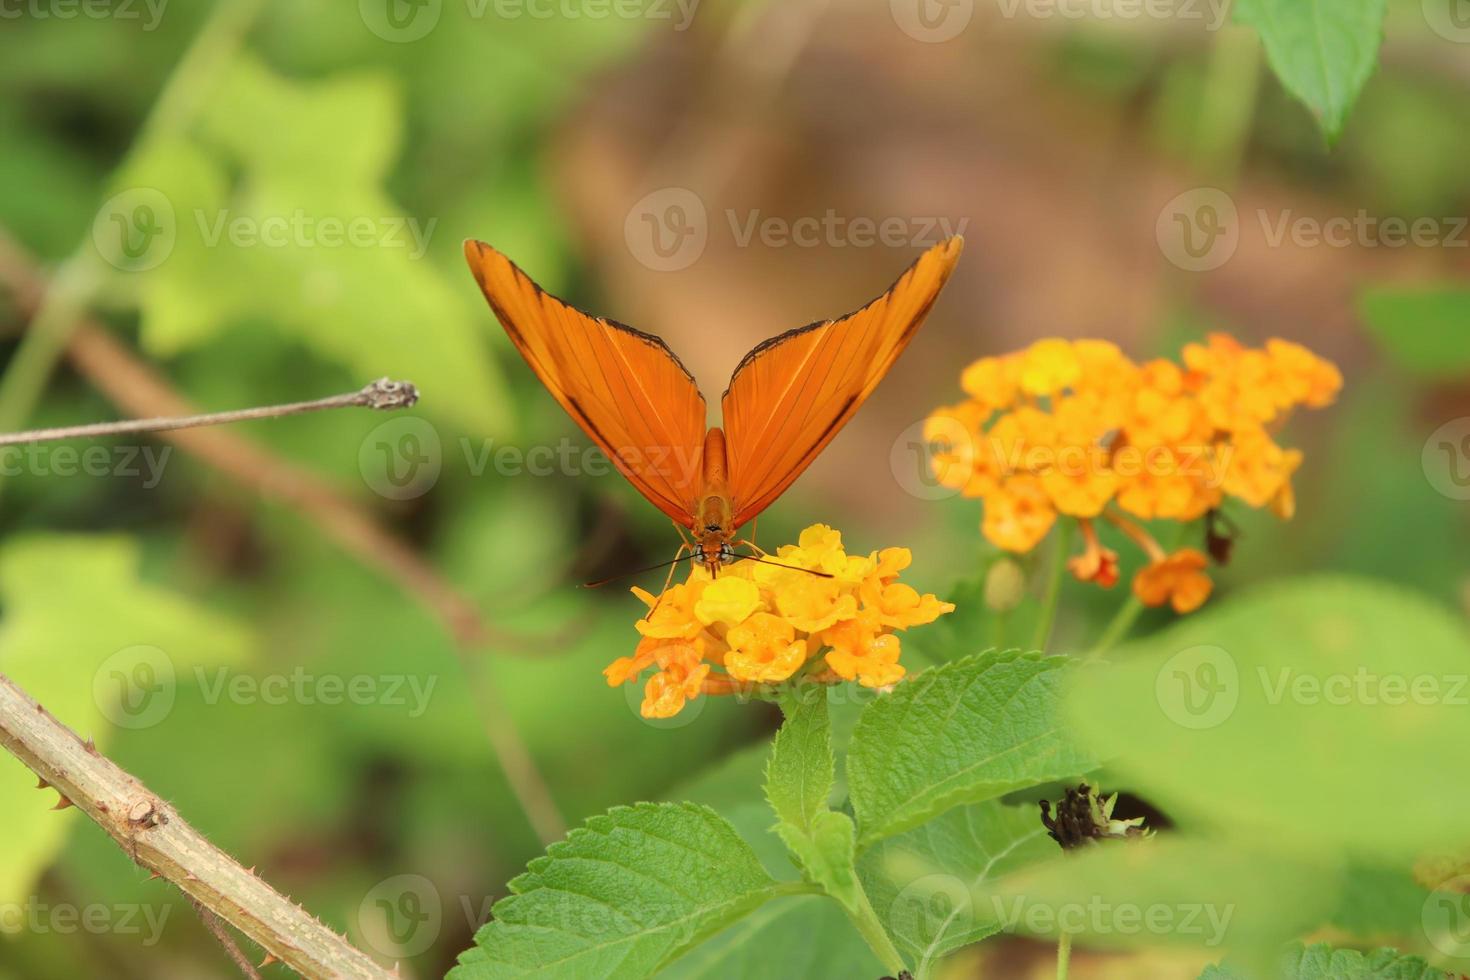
736;554;834;579
581;552;695;589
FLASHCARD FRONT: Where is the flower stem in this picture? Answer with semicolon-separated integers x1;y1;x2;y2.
1084;522;1192;661
1030;521;1074;653
844;887;908;977
1084;595;1143;662
1056;931;1073;980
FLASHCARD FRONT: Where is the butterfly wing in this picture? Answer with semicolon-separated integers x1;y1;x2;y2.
721;237;963;527
464;240;707;526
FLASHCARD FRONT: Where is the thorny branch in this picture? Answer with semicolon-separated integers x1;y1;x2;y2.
0;671;397;980
0;228;569;845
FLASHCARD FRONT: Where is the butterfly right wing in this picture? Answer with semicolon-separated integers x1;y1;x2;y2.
464;240;707;526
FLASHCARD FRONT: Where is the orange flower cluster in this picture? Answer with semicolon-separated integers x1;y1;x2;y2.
604;525;954;718
927;335;1341;613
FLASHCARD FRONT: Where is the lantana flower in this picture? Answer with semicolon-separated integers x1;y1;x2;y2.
605;525;954;718
927;335;1340;614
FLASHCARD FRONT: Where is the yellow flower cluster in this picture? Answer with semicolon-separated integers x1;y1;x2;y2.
604;525;954;718
927;334;1341;613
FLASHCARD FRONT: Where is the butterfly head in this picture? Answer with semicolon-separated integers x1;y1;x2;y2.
695;527;738;576
693;492;736;575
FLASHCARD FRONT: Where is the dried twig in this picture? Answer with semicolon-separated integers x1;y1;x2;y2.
0;230;568;844
0;377;419;447
0;671;396;980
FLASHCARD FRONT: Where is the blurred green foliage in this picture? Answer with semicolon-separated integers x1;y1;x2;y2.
0;0;1467;978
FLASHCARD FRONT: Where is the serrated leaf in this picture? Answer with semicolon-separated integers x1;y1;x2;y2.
0;534;251;905
1201;941;1447;979
859;802;1057;967
1357;287;1470;380
1234;0;1387;143
765;694;864;911
449;802;784;980
765;691;835;834
1065;576;1470;859
656;895;881;980
777;811;861;913
847;651;1099;847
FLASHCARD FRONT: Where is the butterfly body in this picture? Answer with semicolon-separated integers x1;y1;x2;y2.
692;426;736;573
463;237;963;576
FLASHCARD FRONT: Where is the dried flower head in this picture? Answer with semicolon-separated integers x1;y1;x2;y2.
1040;782;1152;849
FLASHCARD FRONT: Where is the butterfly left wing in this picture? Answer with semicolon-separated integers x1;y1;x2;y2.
721;237;963;527
464;240;708;526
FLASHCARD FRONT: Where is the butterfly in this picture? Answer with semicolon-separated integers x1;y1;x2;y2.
463;236;963;577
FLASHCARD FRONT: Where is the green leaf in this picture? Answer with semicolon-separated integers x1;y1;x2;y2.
1357;287;1470;380
987;836;1339;953
1330;864;1433;939
1234;0;1387;143
449;802;785;980
1201;941;1446;979
765;693;863;911
859;801;1057;967
656;895;881;980
113;57;510;434
847;651;1099;847
765;691;835;834
777;811;861;914
0;535;251;906
1065;576;1470;859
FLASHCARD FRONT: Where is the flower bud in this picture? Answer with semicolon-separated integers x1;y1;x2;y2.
984;557;1026;613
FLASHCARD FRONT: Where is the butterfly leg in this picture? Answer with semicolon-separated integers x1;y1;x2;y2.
732;537;768;558
649;543;690;612
647;527;694;619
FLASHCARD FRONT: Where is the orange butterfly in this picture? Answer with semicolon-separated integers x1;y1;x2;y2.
463;237;963;577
